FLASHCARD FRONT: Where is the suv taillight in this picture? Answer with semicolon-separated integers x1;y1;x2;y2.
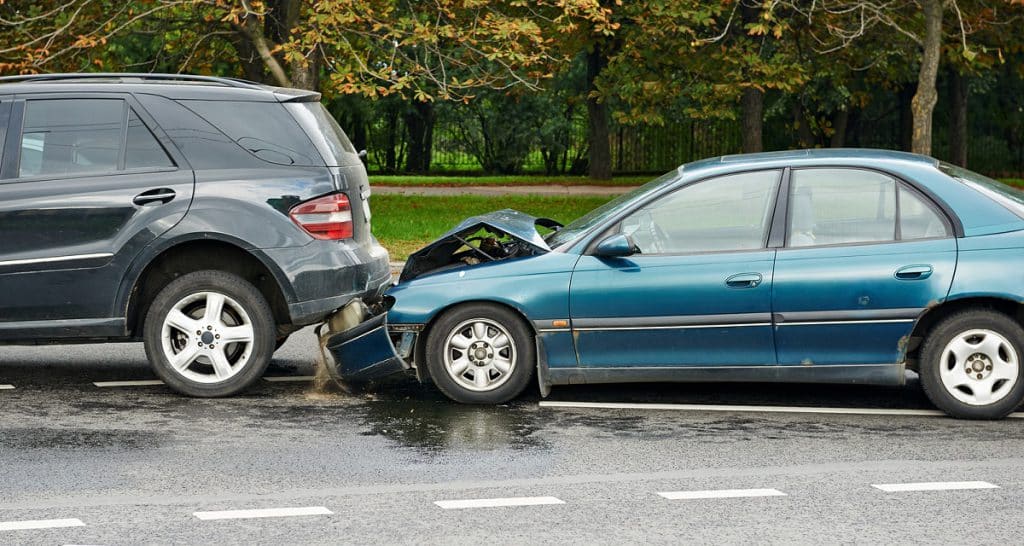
289;193;353;240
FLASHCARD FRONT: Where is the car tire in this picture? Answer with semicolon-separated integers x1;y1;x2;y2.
919;309;1024;419
143;270;276;397
424;303;534;404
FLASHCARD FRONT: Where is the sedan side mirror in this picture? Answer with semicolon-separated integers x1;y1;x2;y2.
594;233;638;258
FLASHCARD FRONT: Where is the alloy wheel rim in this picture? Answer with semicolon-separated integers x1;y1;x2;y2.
160;291;255;384
443;318;517;392
939;328;1019;406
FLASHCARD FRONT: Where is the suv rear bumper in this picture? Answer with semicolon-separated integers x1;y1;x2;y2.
262;238;392;326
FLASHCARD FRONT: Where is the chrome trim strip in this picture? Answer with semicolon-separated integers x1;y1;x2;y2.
778;319;915;326
574;323;771;332
0;252;113;268
774;308;923;322
538;328;571;333
573;313;772;329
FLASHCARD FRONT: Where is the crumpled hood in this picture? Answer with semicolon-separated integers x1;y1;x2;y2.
400;209;560;283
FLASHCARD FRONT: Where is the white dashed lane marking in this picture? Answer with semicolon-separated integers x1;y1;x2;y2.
435;496;566;509
92;380;164;388
0;518;85;531
263;376;316;383
872;481;999;492
193;506;333;520
539;401;1024;418
0;384;14;390
658;488;787;500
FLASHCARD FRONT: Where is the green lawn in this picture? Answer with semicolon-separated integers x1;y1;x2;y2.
370;174;652;187
371;194;614;260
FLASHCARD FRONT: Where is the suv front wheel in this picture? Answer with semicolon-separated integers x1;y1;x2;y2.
143;270;276;397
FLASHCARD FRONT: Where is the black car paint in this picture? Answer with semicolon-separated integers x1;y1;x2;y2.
0;79;389;343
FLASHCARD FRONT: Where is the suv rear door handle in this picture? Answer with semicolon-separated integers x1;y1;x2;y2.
726;272;762;288
895;265;933;280
133;188;176;206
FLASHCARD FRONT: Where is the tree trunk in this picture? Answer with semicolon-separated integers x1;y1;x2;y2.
791;102;815;148
898;85;915;151
741;88;764;153
586;45;612;180
949;69;968;167
830;109;849;148
404;101;435;174
739;4;764;153
911;0;944;155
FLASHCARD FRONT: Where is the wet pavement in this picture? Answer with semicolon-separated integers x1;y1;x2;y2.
2;328;1023;544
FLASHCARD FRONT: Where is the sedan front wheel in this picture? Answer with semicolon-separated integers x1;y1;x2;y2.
425;303;535;404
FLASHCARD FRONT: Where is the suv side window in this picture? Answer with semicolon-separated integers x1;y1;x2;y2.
125;108;174;169
180;100;321;166
18;99;173;178
618;170;780;254
20;99;125;178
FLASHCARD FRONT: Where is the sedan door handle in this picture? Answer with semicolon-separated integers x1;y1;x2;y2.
133;188;176;206
726;272;763;288
895;265;933;280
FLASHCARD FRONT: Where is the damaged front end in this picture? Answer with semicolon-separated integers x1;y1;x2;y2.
319;209;560;383
399;209;560;283
317;297;418;382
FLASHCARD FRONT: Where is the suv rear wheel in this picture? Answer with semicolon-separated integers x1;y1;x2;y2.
143;270;275;397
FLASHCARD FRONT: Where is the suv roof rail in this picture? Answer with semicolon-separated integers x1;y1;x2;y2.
0;72;267;89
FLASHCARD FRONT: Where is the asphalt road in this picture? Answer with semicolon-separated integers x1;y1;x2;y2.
2;328;1023;545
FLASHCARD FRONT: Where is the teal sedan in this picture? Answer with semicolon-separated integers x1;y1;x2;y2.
327;149;1024;420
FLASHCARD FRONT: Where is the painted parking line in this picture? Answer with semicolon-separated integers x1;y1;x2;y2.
263;376;316;383
872;481;999;492
193;506;333;521
0;518;85;531
435;496;565;509
92;380;164;388
539;401;1024;419
658;488;787;500
0;384;14;390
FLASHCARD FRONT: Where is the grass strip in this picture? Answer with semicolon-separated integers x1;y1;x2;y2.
372;194;614;260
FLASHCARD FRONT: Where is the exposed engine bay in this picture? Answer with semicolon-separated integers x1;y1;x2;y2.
399;209;562;283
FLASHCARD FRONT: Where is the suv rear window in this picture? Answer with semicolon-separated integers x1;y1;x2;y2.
181;100;322;166
285;102;357;166
941;162;1024;219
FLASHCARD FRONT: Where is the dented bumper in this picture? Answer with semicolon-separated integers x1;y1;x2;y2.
320;302;418;382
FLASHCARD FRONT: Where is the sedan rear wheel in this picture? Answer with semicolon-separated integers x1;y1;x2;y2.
920;310;1024;419
425;303;534;404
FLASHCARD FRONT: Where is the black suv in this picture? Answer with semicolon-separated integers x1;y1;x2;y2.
0;73;391;396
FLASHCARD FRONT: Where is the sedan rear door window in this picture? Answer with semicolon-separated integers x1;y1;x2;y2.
787;169;896;247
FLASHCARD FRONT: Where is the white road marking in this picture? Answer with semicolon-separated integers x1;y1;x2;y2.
193;506;333;520
872;481;999;492
435;496;565;509
0;384;14;390
539;401;1024;419
92;380;164;388
658;488;787;500
0;518;85;531
263;376;316;383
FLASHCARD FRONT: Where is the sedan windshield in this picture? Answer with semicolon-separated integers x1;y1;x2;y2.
545;167;683;248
